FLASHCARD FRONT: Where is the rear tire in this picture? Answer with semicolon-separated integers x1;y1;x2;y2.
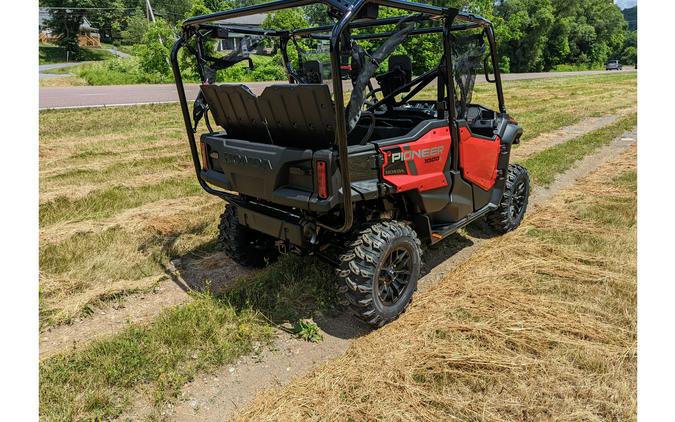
486;164;530;234
337;220;422;327
218;204;278;267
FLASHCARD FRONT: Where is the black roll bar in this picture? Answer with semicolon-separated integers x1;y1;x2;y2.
170;37;241;205
485;24;506;113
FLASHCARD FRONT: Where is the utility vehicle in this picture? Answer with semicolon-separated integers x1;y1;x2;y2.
173;0;530;327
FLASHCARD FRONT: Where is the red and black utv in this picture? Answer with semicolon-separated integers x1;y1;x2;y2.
172;0;530;327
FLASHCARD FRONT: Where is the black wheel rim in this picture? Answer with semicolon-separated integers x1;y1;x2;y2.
376;245;413;306
509;180;527;221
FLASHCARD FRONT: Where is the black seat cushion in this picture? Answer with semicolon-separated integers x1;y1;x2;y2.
258;84;336;150
200;84;271;143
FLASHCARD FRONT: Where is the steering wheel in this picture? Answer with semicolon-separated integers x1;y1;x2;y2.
359;111;377;145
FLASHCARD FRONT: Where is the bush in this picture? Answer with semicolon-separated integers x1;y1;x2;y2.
77;57;173;85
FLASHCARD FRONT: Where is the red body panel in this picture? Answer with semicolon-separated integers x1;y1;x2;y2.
458;127;501;191
379;126;452;192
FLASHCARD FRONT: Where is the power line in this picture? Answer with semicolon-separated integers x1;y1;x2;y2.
41;7;138;10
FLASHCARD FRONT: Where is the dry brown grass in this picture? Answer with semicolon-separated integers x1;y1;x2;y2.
236;146;637;421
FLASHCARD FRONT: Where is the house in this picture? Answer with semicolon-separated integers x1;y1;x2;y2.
39;8;101;48
216;13;268;53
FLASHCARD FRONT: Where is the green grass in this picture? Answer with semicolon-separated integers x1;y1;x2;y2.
39;254;337;420
39;43;115;65
40;292;274;421
522;113;637;186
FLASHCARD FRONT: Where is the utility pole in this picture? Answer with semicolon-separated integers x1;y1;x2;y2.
145;0;156;23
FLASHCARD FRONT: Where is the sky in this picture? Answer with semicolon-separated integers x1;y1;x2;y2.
615;0;637;10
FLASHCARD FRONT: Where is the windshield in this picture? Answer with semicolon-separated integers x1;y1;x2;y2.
452;33;486;119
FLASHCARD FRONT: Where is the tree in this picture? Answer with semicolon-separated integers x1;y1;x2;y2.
262;9;308;53
153;0;194;25
496;0;555;72
120;11;150;45
136;19;176;76
41;0;94;60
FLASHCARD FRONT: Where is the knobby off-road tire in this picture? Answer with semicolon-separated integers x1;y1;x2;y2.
218;204;278;267
337;220;422;327
486;164;530;234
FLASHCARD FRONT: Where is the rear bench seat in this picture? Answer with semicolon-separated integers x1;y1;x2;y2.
200;83;336;150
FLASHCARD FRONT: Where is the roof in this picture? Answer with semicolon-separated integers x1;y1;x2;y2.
38;9;98;32
79;17;98;32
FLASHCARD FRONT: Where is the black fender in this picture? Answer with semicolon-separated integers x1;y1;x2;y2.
499;122;523;145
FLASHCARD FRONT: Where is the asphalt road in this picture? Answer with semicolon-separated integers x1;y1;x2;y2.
39;68;635;110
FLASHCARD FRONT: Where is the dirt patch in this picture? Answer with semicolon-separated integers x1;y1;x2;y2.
39;250;253;361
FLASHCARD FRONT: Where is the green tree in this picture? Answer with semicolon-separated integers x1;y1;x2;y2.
136;18;176;76
262;9;308;53
41;0;94;60
496;0;555;72
120;11;150;45
153;0;194;24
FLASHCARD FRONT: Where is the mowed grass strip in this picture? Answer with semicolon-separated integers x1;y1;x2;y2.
39;255;338;421
236;147;637;421
39;176;201;226
522;112;637;186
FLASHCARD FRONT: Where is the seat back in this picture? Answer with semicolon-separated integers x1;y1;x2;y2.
258;84;335;150
200;84;271;143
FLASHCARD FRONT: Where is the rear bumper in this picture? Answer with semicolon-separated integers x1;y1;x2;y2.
201;133;344;212
235;204;306;246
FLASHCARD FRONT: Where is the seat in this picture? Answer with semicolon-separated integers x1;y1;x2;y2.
200;84;271;143
258;84;336;150
376;55;413;99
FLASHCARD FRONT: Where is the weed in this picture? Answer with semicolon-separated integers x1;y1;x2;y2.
293;320;323;343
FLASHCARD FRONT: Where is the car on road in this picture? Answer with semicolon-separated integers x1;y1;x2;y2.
606;60;623;71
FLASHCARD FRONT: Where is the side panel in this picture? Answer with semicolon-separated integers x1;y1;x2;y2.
379;126;452;192
458;127;501;191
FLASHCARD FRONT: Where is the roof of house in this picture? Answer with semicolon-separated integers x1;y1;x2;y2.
38;8;98;32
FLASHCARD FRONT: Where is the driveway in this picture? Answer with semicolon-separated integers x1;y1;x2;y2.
39;68;635;109
39;62;86;79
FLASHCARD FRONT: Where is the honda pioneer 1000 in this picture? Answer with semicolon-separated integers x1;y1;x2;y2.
173;0;530;327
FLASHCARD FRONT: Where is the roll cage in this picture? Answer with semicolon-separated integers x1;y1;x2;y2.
171;0;506;234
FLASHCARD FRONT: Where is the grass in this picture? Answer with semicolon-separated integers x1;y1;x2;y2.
38;73;635;327
39;255;337;421
38;73;636;419
522;112;637;186
40;292;274;421
236;146;637;421
39;43;115;65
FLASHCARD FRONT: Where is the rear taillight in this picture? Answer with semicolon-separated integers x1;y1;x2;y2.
316;160;328;199
200;141;209;171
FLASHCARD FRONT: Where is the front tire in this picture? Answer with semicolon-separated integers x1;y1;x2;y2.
486;164;530;234
337;220;422;327
218;204;278;267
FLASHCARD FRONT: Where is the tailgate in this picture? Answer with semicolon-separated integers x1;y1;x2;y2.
201;134;316;208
